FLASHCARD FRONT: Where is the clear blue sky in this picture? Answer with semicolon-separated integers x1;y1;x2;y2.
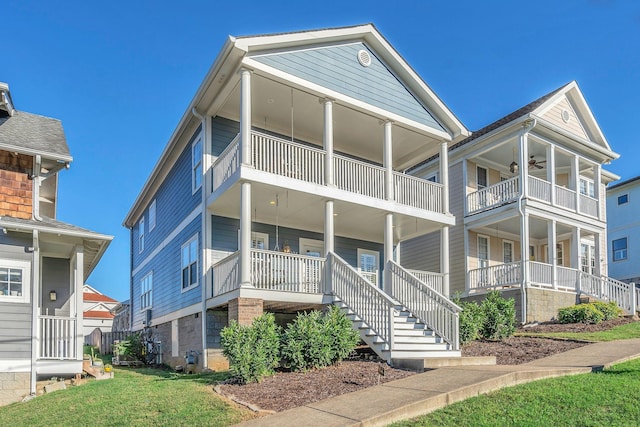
3;1;639;301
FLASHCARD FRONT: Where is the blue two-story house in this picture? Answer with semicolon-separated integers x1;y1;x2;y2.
124;24;470;370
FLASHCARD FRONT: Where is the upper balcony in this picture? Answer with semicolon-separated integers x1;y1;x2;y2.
211;130;446;216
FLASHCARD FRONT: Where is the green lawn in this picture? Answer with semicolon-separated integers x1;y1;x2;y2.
516;320;640;342
393;357;640;426
0;364;254;427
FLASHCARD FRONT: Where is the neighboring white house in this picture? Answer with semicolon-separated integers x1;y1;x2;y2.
606;176;640;284
82;284;118;336
405;81;635;322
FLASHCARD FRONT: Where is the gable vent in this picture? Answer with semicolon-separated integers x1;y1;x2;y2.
561;109;571;123
357;49;372;67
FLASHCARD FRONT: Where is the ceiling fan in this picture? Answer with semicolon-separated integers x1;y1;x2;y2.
528;155;546;169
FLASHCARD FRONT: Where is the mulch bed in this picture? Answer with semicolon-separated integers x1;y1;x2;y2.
215;318;637;412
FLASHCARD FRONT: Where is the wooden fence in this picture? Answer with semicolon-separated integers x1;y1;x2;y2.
85;329;132;354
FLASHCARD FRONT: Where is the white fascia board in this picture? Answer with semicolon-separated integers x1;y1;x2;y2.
0;142;73;163
243;58;452;141
602;169;621;183
0;220;113;242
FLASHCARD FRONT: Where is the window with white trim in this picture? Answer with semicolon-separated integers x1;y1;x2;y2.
181;235;199;290
477;166;488;189
612;237;628;262
556;243;564;266
149;200;156;232
502;240;513;264
192;138;202;193
139;217;145;253
0;260;30;303
579;178;595;198
478;235;489;268
140;272;153;310
357;248;380;287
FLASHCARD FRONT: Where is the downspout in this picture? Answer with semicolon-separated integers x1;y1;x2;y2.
192;107;209;369
30;229;39;396
32;155;42;221
517;118;536;324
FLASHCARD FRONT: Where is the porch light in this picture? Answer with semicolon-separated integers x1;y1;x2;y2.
49;290;57;301
509;161;519;174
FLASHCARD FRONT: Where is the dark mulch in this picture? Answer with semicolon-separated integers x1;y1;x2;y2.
215;318;637;412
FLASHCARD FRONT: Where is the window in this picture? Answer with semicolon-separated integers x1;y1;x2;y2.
478;236;489;268
612;238;628;262
181;235;199;290
149;200;156;231
192;138;202;193
140;272;153;310
581;243;596;274
556;243;564;266
0;260;30;303
477;166;488;189
138;217;145;253
252;232;268;250
502;240;513;264
529;245;536;261
357;248;380;287
618;194;629;205
579;178;595;198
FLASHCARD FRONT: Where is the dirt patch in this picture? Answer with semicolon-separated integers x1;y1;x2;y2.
461;337;587;365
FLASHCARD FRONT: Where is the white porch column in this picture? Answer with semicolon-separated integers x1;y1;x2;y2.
519;131;529;197
572;226;581;292
441;226;450;297
572;155;580;213
74;245;84;360
324;200;334;255
383;121;394;201
521;212;530;288
594;231;602;276
30;230;40;395
239;182;252;286
548;220;557;289
463;225;470;292
323;99;334;186
240;68;252;166
384;213;393;294
547;145;556;205
594;164;602;220
440;142;449;213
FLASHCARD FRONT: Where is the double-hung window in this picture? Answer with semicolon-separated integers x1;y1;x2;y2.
181;235;199;290
612;238;628;262
140;272;153;310
0;260;30;303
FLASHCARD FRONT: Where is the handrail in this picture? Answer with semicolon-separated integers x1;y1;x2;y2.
388;261;460;350
578;271;634;313
327;252;395;346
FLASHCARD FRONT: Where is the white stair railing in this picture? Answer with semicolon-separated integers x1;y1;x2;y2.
327;252;395;348
388;261;461;350
578;272;635;314
407;269;444;294
212;251;240;297
39;316;77;360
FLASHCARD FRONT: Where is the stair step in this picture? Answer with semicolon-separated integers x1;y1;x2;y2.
394;328;433;337
392;343;450;351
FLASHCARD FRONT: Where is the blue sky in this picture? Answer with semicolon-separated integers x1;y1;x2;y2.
3;1;639;301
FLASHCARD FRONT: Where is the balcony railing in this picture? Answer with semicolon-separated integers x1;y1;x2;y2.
466;175;599;218
39;315;77;360
211;131;445;213
467;261;636;313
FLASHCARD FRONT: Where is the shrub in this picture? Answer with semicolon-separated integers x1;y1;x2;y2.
591;301;622;321
558;303;617;323
323;305;361;362
221;313;281;384
479;291;516;340
115;333;145;362
454;298;484;345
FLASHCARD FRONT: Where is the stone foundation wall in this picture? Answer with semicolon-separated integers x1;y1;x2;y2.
0;372;30;406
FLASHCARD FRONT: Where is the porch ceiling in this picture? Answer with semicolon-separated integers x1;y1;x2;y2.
217;73;441;169
209;181;441;243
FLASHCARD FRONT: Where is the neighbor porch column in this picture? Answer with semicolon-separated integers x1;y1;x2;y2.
240;182;252;286
323;98;334;186
546;145;556;205
384;213;394;294
521;212;530;288
384;121;394;201
548;219;557;289
324;200;334;255
572;155;580;213
240;68;252;165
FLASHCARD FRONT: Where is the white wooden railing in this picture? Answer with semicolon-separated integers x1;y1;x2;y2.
39;315;77;360
407;269;445;295
578;272;635;313
212;134;240;192
252;131;325;185
334;155;385;200
358;269;379;287
579;194;598;217
466;176;519;214
529;261;553;286
394;172;444;212
556;265;579;291
468;262;521;291
389;261;460;350
528;176;552;203
636;285;640;313
212;251;240;297
251;249;325;293
327;252;395;347
555;186;576;210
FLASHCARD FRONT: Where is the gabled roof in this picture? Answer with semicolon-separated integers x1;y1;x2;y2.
84;292;118;303
0;110;72;161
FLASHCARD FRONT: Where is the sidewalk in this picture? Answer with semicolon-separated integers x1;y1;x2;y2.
237;338;640;426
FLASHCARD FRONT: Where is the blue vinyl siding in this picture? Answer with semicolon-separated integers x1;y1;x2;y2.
212;116;240;156
132;215;202;327
132;128;202;269
211;215;384;269
252;42;445;133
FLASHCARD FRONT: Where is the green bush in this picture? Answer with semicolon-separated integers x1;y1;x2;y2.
454;298;484;345
479;291;516;340
221;313;281;384
558;302;619;324
281;307;359;371
114;333;145;362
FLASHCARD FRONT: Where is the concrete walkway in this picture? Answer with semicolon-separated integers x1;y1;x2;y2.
237;338;640;426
